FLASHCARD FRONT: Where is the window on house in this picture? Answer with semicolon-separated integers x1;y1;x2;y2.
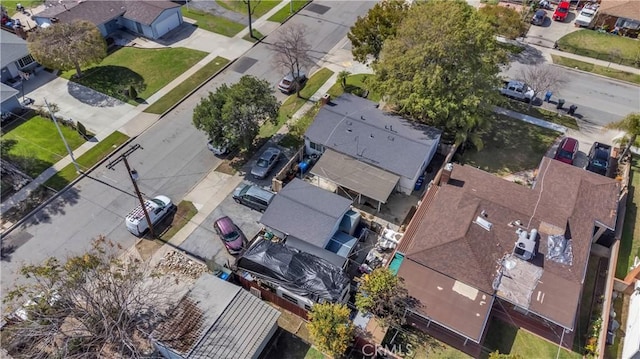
17;55;35;68
309;142;324;152
281;292;299;305
616;18;640;30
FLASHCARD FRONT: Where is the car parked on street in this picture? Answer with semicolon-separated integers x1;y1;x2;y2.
207;140;229;156
500;80;535;103
233;183;275;212
554;137;579;165
251;147;281;179
125;195;173;236
214;216;246;255
278;72;307;94
586;142;611;176
553;1;570;21
531;9;547;26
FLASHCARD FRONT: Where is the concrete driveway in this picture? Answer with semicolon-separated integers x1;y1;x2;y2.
24;73;135;135
525;6;581;48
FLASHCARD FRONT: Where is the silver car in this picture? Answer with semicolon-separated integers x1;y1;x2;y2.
251;147;281;179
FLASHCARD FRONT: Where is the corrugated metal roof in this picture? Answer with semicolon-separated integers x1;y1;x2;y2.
311;148;399;203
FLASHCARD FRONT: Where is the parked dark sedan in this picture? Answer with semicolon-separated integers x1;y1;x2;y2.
251;147;281;179
531;9;546;26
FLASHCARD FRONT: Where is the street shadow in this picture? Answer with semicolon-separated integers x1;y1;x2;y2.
510;44;546;65
67;65;143;106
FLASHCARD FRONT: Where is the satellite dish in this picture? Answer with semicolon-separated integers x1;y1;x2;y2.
504;259;516;270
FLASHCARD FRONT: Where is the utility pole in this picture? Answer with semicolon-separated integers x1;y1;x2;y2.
244;0;253;39
106;144;155;238
45;98;81;173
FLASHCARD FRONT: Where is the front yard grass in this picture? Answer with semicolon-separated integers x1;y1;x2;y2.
144;56;230;114
551;55;640;85
44;131;129;190
461;114;560;175
616;158;640;278
4;0;43;16
556;30;640;68
181;7;245;37
499;99;580;130
217;0;281;17
483;318;581;359
258;68;334;139
327;73;380;102
268;0;311;23
61;47;207;104
1;115;86;178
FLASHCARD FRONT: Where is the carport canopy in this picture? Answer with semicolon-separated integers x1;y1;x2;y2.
311;149;399;205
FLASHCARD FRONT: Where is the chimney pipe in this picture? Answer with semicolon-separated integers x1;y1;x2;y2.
439;162;453;186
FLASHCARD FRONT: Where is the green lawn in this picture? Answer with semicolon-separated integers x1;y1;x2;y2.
258;68;334;139
217;0;281;17
61;47;207;104
2;115;86;178
617;158;640;278
181;7;245;37
461;114;560;175
3;0;43;16
483;318;581;359
144;56;230;114
327;73;381;103
158;201;197;240
304;347;324;359
44;131;129;190
556;30;640;68
268;0;311;23
551;55;640;85
498;99;579;130
243;29;264;42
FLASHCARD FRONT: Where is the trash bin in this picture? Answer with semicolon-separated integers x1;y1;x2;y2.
568;104;577;115
557;99;565;109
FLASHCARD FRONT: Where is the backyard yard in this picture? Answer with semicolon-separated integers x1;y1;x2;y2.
61;47;207;104
556;30;640;68
460;114;560;175
1;114;86;178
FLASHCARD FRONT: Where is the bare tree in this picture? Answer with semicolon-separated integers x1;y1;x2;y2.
2;237;178;359
518;64;565;109
268;23;312;97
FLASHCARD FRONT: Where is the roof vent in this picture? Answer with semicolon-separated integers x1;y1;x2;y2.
361;115;365;121
513;228;537;261
370;134;374;138
474;216;493;231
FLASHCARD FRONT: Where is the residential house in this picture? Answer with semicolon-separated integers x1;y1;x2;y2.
259;178;359;269
395;157;619;356
33;0;183;40
598;0;640;37
150;273;280;359
305;94;441;210
1;31;37;112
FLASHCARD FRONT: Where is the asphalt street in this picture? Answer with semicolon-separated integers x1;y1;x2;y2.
0;1;376;296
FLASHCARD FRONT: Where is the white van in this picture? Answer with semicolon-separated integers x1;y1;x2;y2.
125;195;173;236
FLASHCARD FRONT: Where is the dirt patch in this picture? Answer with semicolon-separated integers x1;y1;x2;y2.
214;160;237;175
135;239;165;262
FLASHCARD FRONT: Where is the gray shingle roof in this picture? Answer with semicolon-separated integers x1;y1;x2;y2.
260;178;352;248
152;273;280;359
122;0;180;25
1;82;20;101
305;94;441;178
1;31;29;68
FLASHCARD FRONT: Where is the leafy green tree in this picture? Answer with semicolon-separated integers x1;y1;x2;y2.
355;268;418;329
2;237;173;358
369;0;506;149
192;75;280;150
347;0;409;63
605;113;640;159
307;302;354;358
27;20;107;77
478;4;526;39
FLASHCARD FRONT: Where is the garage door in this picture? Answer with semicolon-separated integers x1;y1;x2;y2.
154;12;181;38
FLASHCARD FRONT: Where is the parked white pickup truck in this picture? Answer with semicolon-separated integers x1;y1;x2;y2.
574;3;599;28
500;80;535;103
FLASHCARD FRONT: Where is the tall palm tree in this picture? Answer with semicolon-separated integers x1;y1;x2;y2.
605;113;640;160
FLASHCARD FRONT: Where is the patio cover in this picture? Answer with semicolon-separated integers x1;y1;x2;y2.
311;149;399;204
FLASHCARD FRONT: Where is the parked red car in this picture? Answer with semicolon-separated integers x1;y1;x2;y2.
553;1;570;22
554;137;579;165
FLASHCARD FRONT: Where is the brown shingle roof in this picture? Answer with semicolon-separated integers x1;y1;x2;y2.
599;0;640;21
398;157;619;334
